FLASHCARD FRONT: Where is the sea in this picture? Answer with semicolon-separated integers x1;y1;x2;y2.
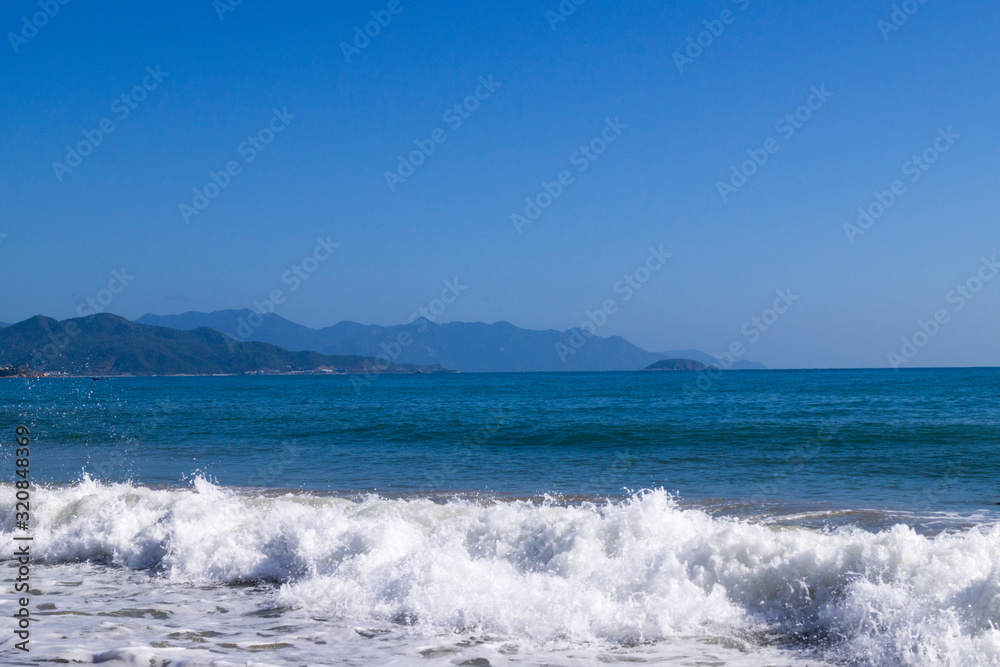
2;369;999;666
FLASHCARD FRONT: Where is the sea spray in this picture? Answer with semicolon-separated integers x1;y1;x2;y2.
3;478;1000;664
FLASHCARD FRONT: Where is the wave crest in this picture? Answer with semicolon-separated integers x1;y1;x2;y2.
3;478;1000;664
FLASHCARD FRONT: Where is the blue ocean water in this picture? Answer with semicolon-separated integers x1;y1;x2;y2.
3;369;1000;665
3;369;999;513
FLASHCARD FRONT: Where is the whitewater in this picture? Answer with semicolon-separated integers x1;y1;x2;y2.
2;478;999;666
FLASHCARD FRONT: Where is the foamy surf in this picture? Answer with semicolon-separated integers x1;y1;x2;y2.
2;478;1000;666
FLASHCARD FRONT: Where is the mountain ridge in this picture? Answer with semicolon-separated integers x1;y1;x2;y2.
0;314;446;376
135;310;767;372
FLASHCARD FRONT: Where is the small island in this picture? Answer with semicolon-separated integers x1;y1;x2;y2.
643;358;715;371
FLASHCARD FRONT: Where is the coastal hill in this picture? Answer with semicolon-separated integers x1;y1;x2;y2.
0;314;446;376
136;310;768;373
644;359;714;371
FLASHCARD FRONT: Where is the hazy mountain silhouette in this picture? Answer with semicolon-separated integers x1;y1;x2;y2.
0;314;444;376
136;310;767;372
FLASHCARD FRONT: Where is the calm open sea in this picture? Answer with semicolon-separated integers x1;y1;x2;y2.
2;370;999;665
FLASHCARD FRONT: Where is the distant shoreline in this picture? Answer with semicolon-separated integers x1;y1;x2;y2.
5;368;997;379
0;370;458;379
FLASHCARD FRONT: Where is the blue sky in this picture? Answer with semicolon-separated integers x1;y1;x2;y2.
1;0;998;368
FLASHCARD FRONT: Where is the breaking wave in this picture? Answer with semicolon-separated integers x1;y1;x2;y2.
3;478;1000;665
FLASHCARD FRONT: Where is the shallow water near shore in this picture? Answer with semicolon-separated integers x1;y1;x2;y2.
2;369;999;665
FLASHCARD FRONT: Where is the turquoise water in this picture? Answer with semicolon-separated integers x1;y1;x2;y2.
3;370;1000;665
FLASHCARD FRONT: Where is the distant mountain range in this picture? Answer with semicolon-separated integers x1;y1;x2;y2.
0;315;444;376
135;310;766;372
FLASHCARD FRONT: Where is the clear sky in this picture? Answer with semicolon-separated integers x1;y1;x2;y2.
2;0;998;368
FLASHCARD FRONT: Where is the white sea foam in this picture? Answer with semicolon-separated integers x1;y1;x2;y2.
2;478;1000;665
